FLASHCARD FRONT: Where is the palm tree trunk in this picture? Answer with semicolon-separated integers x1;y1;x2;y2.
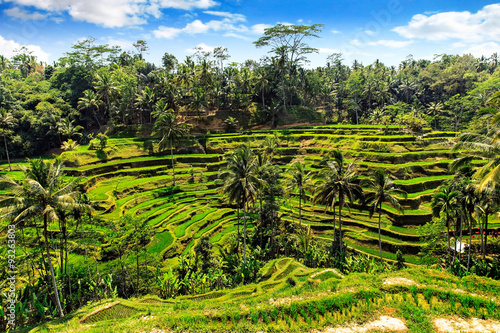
298;194;302;226
243;195;248;263
467;217;472;274
44;216;64;317
459;215;463;262
3;135;11;171
338;202;343;255
378;206;383;264
446;215;451;264
479;213;485;262
236;207;240;254
484;213;489;261
170;137;176;186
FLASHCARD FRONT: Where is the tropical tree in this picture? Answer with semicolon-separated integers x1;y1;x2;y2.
0;108;17;171
0;158;91;317
78;89;102;127
285;160;311;226
57;118;83;140
153;110;189;186
219;145;260;263
364;169;407;264
431;186;460;263
61;139;80;151
313;150;363;255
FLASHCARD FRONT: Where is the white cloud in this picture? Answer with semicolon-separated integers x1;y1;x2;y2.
367;40;414;48
153;26;182;39
184;19;211;34
251;23;271;35
0;34;49;63
364;30;375;36
350;39;362;47
464;42;500;57
3;0;219;27
331;29;340;34
393;4;500;42
157;0;217;10
186;42;214;53
154;14;254;39
4;7;47;20
203;11;245;22
318;47;341;54
224;32;250;40
107;38;134;49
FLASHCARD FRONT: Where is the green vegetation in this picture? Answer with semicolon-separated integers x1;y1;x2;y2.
2;23;500;332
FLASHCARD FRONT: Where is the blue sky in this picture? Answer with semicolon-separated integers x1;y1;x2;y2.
1;0;500;67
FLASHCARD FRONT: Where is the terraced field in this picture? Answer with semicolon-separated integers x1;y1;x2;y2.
13;124;499;266
33;258;500;332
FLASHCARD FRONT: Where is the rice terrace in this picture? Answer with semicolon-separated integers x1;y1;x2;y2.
2;1;500;332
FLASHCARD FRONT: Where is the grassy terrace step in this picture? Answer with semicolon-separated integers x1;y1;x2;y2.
65;154;221;176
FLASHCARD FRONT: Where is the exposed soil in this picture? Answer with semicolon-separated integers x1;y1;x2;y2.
382;277;417;286
434;317;500;332
316;316;407;332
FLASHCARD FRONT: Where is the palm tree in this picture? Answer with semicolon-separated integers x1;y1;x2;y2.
219;145;260;263
153;110;189;186
94;72;118;119
314;150;363;255
0;158;90;317
285;160;311;226
426;101;444;130
431;186;459;263
78;90;102;127
57;118;83;140
364;169;407;264
0;108;17;171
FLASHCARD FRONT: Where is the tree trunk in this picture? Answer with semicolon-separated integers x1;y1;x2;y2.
467;217;472;274
243;195;248;264
44;216;64;317
4;135;11;171
170;137;176;186
237;207;240;254
338;202;343;255
446;215;451;264
378;206;383;264
298;194;302;226
459;215;463;262
479;213;485;262
484;213;489;261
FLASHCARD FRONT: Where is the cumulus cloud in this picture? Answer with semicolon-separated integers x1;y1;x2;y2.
464;42;500;57
3;0;219;27
186;42;214;53
4;7;47;20
203;11;245;22
154;14;252;39
0;34;49;62
153;26;183;39
250;23;272;35
393;4;500;42
107;38;134;49
367;40;414;48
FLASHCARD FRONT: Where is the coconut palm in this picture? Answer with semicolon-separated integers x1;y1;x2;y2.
0;158;90;317
57;118;83;140
285;160;311;226
78;90;102;127
153;110;189;186
219;145;260;263
61;139;80;151
313;150;363;255
431;186;460;263
364;169;407;264
0;108;17;171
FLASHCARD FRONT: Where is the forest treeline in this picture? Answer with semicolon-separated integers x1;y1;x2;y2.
1;26;500;158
